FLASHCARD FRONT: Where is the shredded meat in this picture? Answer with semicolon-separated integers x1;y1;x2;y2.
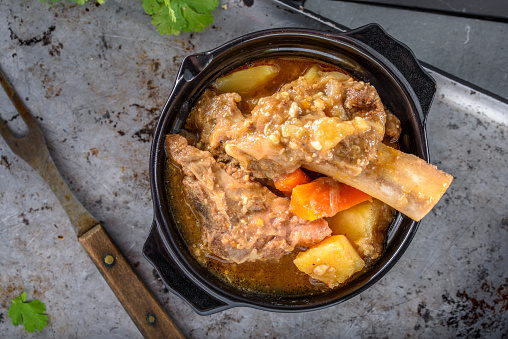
189;71;388;179
385;111;402;143
186;90;244;163
166;134;331;264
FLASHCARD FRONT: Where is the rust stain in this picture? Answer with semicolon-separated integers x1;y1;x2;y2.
19;213;30;225
442;279;508;336
150;60;161;73
8;25;55;47
49;42;64;57
0;274;51;309
24;61;61;99
1;155;12;170
129;104;160;143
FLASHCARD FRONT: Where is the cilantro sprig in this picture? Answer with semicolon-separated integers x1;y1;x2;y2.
8;292;49;333
37;0;219;36
144;0;219;35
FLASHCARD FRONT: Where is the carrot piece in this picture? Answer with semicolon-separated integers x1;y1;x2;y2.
274;168;311;195
290;177;372;221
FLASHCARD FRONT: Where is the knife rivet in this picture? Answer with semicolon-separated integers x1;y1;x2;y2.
147;313;156;325
103;254;116;268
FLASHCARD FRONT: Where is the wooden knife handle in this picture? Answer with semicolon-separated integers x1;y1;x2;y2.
79;224;185;339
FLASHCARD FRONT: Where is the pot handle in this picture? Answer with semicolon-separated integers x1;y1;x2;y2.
143;220;230;315
344;24;436;124
179;52;213;82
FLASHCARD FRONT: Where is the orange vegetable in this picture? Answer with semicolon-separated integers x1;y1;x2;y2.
274;168;311;195
290;177;372;221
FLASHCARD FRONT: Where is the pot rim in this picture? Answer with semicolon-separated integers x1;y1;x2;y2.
147;25;434;313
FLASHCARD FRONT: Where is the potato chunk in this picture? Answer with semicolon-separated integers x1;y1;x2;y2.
294;235;365;287
327;199;386;260
303;66;350;84
303;65;321;83
214;65;279;94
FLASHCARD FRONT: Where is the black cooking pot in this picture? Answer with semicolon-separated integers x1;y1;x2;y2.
143;24;436;315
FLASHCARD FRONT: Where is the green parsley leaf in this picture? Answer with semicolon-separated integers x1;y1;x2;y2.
146;0;219;35
8;292;49;333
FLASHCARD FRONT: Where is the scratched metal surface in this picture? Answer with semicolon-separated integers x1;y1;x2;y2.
0;0;506;338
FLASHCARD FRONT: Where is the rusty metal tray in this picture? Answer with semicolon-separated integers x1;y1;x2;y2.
1;0;506;337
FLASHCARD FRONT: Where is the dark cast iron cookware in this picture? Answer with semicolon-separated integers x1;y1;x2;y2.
143;24;436;315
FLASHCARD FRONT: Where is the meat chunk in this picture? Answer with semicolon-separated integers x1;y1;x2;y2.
166;134;331;264
186;90;246;162
187;69;452;221
189;71;387;179
384;111;402;143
